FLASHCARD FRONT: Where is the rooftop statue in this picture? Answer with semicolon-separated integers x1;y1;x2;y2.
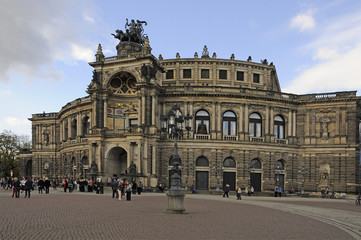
112;19;148;45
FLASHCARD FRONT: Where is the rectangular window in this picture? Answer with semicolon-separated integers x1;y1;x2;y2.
219;70;227;79
129;119;138;128
236;71;244;81
166;70;174;79
183;69;191;78
201;69;209;79
253;73;260;83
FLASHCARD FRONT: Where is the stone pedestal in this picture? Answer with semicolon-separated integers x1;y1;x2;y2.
167;192;185;214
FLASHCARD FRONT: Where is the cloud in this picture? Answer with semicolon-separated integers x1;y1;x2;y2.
284;43;361;94
0;1;96;83
71;44;94;62
3;117;29;127
0;117;31;136
290;12;316;32
285;7;361;94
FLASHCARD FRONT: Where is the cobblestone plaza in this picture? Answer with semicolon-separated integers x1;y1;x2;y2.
1;189;360;240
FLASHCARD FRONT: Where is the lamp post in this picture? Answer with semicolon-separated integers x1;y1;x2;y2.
161;105;192;213
298;166;308;195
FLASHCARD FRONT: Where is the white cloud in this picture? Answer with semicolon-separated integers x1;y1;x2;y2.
290;13;316;32
71;44;94;62
0;117;31;136
285;7;361;94
284;43;361;94
0;1;96;82
4;117;29;127
313;47;340;60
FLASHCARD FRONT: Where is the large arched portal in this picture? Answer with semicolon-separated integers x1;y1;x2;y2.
106;147;128;178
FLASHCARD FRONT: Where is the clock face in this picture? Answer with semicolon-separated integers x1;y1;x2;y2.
44;163;49;170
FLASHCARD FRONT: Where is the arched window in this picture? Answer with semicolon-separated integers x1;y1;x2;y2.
195;110;210;134
196;156;209;167
249;113;262;137
83;117;90;135
223;111;237;136
223;157;236;168
108;72;137;95
71;119;77;139
82;156;89;166
274;115;285;139
250;159;262;169
275;160;284;170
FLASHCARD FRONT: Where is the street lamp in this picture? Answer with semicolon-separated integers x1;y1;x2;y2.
298;166;308;195
161;105;192;213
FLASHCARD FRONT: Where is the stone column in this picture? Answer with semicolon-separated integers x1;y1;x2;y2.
141;95;146;125
292;110;296;137
68;119;71;140
103;98;108;129
288;110;292;137
77;113;81;136
217;103;221;139
151;93;156;126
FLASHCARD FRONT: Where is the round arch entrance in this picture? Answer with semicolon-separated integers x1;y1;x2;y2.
106;147;127;178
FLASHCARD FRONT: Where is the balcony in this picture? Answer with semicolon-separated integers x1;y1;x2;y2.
223;135;238;141
275;139;288;144
194;134;210;140
249;137;265;142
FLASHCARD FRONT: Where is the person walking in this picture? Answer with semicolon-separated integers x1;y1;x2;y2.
38;178;44;194
111;179;118;199
279;187;283;197
137;181;143;195
223;184;230;198
62;179;68;192
236;186;242;200
13;177;20;198
44;178;50;194
126;182;132;201
24;178;33;198
274;186;279;197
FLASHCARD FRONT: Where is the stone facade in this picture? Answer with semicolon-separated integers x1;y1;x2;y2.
20;33;361;194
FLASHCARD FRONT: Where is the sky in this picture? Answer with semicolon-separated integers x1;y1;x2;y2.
1;0;361;137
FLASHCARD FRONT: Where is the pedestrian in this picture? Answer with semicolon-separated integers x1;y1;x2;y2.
62;179;67;192
44;178;50;194
236;186;242;200
13;177;20;198
137;181;143;195
126;182;132;201
223;184;230;198
117;180;124;200
111;178;118;198
274;186;279;197
251;186;254;196
279;187;283;197
158;183;164;193
99;179;104;194
132;180;137;194
24;178;33;198
38;178;44;194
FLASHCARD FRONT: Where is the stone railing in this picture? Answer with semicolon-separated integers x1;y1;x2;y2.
223;135;238;141
249;136;265;142
194;134;210;140
275;139;288;144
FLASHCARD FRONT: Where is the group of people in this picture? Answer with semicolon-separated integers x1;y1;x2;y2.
2;177;53;198
274;186;283;197
62;178;105;194
223;185;256;199
110;178;144;201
